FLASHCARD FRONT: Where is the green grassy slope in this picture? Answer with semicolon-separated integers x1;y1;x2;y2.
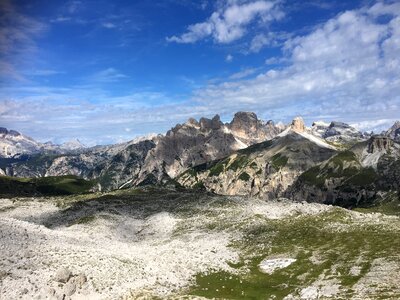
0;175;95;196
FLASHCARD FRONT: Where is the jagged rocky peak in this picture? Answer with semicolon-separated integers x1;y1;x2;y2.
8;130;21;137
386;121;400;140
367;135;393;153
230;112;259;131
0;127;21;137
291;117;305;132
228;111;265;141
0;127;8;135
186;117;199;127
199;114;223;131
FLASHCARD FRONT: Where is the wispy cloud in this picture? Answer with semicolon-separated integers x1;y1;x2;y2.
102;22;117;29
225;54;233;62
0;86;187;145
88;68;128;83
24;69;64;76
64;0;83;14
249;31;291;52
229;68;258;80
167;0;284;44
0;0;47;81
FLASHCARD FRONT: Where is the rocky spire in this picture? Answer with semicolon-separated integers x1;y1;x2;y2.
230;112;259;131
367;135;393;153
386;121;400;139
291;117;305;133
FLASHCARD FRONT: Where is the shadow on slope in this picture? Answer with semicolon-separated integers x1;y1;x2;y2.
0;175;95;197
37;187;221;228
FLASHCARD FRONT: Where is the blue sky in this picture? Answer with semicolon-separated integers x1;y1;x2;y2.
1;0;400;145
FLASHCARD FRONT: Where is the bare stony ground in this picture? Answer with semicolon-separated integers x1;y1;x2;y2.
0;188;399;299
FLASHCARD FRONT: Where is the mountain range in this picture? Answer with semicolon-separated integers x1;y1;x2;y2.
1;112;399;208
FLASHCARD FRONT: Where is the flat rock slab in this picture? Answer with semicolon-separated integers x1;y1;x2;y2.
259;258;297;274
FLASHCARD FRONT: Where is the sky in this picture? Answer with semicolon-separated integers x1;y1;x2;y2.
0;0;399;145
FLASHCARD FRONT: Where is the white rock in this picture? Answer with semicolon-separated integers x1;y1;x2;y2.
258;258;296;274
54;268;72;283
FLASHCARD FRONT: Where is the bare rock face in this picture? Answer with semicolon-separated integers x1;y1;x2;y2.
367;136;393;153
229;112;284;143
229;112;259;137
291;117;305;132
0;127;9;135
178;131;337;200
386;121;400;140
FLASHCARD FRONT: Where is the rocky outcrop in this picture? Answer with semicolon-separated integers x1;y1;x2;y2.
0;127;8;135
288;138;400;207
228;112;283;144
291;117;305;132
367;136;393;153
386;121;400;141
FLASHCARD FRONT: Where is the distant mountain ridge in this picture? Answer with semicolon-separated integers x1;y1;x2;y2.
1;113;399;208
0;127;86;158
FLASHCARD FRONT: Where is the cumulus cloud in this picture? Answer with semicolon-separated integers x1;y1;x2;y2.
167;0;283;44
191;1;400;131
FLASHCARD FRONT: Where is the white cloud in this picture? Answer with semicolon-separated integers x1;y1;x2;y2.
102;22;117;29
88;68;128;83
50;16;72;23
65;0;83;14
229;68;258;79
2;1;400;143
191;2;400;132
250;33;272;52
26;69;64;76
0;0;47;81
249;31;290;52
0;87;181;145
167;0;283;44
225;54;233;62
351;119;398;134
